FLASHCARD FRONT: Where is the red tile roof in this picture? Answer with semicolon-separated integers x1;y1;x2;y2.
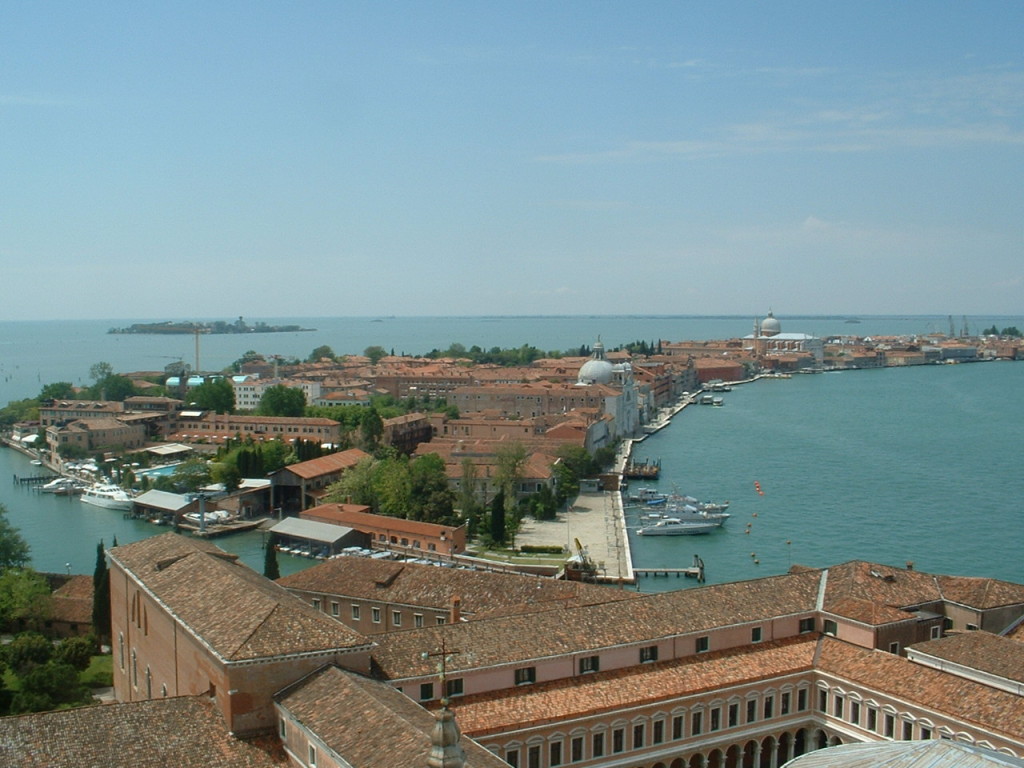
279;449;372;480
277;665;508;768
0;696;280;768
109;533;370;662
451;636;818;737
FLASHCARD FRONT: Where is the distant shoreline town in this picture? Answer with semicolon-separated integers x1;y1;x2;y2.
108;317;316;335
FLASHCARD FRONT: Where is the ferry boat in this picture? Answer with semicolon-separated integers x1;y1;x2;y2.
80;483;135;511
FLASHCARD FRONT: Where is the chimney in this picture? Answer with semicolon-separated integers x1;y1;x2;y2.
449;595;462;624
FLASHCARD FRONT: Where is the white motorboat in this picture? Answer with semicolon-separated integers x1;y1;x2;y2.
80;484;135;511
636;517;720;536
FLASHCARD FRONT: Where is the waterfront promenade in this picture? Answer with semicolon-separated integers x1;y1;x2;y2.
513;394;701;584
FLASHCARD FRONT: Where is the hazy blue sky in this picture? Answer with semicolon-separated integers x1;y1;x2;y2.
2;2;1021;320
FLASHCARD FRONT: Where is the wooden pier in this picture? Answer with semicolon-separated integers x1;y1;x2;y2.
633;555;705;583
13;474;56;485
623;457;661;479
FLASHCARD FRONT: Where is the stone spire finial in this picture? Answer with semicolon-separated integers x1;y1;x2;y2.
427;705;466;768
423;640;465;768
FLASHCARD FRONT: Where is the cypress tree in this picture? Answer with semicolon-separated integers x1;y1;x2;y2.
489;490;506;545
91;540;110;646
263;534;281;580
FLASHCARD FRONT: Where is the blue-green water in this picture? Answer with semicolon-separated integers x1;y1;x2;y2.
627;362;1023;589
0;317;1021;586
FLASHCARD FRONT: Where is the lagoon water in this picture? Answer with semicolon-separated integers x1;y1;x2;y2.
1;316;1021;587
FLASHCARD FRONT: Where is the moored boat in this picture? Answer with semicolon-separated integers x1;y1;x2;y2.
80;483;135;511
636;517;720;536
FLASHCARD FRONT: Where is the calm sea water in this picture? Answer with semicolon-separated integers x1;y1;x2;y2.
1;316;1021;586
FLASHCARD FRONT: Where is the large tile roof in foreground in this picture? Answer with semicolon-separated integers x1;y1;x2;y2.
907;631;1024;687
370;569;823;679
817;637;1024;741
277;556;635;617
277;665;507;768
109;532;370;662
449;635;819;737
0;696;279;768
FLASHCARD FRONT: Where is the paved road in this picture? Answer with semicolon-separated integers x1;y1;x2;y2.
514;491;633;583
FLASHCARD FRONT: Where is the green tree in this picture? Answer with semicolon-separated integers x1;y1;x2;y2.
324;456;378;507
89;361;114;384
360;408;383;451
170;457;213;493
4;632;53;676
529;483;558;521
458;458;483;537
213;462;242;493
13;660;89;713
38;381;75;400
256;384;307;417
495;442;528;519
0;504;31;571
92;540;110;644
364;345;387;365
409;453;455;524
97;374;136;402
53;635;96;671
308;345;336;362
373;456;412;518
489;489;506;545
0;569;51;631
263;534;281;580
190;378;235;413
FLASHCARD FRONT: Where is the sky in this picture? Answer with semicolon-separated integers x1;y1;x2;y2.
2;2;1022;320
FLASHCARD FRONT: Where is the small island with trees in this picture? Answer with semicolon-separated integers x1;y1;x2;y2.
108;317;315;335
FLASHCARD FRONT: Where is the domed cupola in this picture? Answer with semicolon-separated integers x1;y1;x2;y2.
760;311;781;337
577;339;614;385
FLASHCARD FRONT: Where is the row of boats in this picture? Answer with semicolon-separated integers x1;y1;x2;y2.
625;487;731;536
39;476;136;510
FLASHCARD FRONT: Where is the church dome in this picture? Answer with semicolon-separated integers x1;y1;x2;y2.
760;311;781;336
577;340;614;385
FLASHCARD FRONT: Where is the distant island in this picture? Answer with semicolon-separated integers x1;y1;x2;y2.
108;318;316;335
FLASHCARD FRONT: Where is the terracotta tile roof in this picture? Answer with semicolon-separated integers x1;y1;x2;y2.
277;557;634;616
907;630;1024;683
934;574;1024;610
369;570;822;679
0;695;280;768
824;596;916;626
451;636;819;737
279;449;372;480
277;665;508;768
50;573;94;625
816;637;1024;740
299;503;459;539
822;561;1024;617
109;533;370;662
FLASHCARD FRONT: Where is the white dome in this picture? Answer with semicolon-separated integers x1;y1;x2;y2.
577;339;614;385
578;358;614;385
760;312;781;336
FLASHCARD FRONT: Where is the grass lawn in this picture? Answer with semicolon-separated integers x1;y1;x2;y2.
81;654;113;688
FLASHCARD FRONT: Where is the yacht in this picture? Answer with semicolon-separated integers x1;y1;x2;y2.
80;484;135;511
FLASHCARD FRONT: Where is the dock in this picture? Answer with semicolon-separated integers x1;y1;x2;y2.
634;555;706;583
623;457;661;479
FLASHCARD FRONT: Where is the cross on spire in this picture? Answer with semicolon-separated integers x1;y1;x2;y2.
421;639;461;708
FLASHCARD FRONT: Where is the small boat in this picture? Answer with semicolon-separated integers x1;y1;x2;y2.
637;518;720;536
80;484;135;511
41;477;87;495
627;487;668;504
